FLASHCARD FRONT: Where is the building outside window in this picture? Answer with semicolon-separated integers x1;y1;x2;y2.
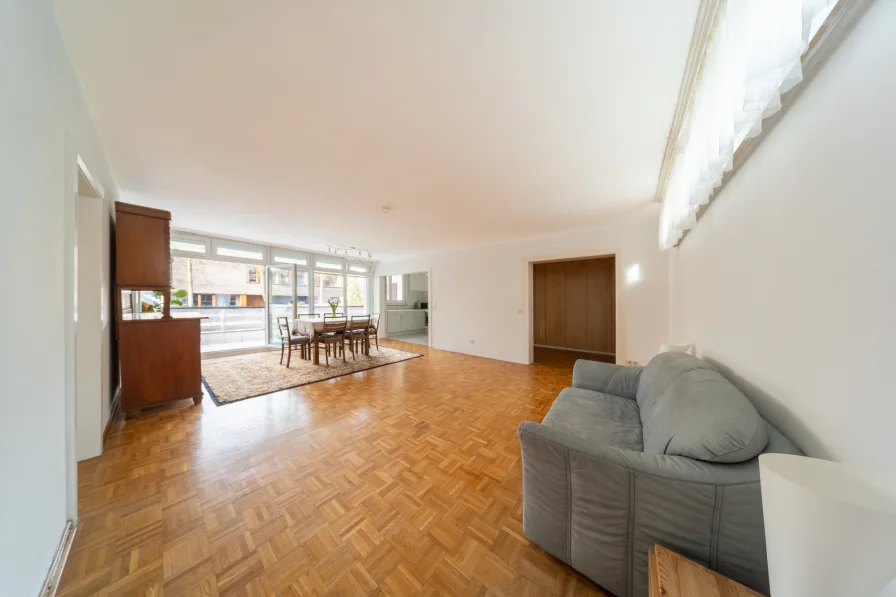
170;233;373;351
171;256;266;352
314;272;344;313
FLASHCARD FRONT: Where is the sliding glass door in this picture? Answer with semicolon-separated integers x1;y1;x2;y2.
267;265;295;344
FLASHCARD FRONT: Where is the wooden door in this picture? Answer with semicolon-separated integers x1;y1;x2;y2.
543;262;566;347
586;257;615;354
564;260;588;350
532;256;615;356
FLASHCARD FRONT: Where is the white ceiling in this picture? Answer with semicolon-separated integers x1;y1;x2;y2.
57;0;698;260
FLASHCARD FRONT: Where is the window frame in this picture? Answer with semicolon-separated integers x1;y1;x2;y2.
169;229;375;319
346;261;372;275
211;238;268;264
170;232;211;258
386;274;407;305
271;247;310;267
313;255;345;272
345;274;369;312
312;270;345;314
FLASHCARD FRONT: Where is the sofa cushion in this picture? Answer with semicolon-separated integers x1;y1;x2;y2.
636;353;768;463
542;387;643;451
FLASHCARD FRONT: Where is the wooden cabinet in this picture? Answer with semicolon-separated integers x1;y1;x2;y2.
533;256;615;356
387;312;401;334
119;318;202;412
114;201;204;416
115;202;171;289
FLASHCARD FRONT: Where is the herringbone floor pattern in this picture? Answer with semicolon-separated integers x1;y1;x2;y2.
59;341;610;597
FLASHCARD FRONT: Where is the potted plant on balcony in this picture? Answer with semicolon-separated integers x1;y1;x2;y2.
327;296;341;316
152;289;188;313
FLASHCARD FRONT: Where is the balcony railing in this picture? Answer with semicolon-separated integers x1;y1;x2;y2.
172;304;372;354
173;306;266;353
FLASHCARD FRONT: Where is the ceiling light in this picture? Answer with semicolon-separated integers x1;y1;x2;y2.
381;206;391;214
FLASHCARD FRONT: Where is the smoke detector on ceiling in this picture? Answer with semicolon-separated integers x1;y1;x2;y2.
381;206;392;214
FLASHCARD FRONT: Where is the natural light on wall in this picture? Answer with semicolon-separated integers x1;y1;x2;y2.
659;0;839;250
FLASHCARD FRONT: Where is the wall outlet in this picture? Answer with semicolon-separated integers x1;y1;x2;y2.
470;340;475;345
626;360;639;366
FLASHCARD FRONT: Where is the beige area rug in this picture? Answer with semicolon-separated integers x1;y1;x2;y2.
202;346;422;405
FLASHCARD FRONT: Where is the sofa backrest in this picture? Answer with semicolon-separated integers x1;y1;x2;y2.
636;352;769;463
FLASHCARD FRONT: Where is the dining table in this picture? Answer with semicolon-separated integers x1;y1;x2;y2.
292;316;371;365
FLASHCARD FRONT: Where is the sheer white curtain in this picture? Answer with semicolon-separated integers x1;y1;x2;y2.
659;0;838;250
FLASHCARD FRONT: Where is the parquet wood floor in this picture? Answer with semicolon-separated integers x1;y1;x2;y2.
59;342;609;597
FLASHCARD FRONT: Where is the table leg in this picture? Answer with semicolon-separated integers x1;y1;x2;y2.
365;333;370;356
313;334;320;365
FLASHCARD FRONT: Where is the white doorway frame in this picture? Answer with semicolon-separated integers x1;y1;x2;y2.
524;249;621;366
65;142;105;523
377;269;432;348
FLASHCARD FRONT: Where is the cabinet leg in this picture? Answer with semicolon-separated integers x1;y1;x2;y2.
193;395;203;405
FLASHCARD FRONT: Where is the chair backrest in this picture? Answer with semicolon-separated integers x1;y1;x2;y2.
302;313;320;319
324;313;344;319
276;317;290;340
322;318;347;333
350;315;370;331
368;314;379;330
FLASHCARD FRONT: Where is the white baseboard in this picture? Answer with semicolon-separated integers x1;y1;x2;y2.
39;521;77;597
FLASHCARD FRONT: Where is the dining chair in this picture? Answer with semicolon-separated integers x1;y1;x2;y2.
320;317;347;365
324;313;344;319
301;313;321;319
277;316;310;367
344;315;371;360
367;314;380;351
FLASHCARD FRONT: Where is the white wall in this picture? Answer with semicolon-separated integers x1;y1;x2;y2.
670;1;895;474
0;1;118;594
377;214;667;365
76;195;105;461
670;7;896;593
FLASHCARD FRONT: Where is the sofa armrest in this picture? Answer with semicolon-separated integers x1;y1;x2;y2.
572;360;643;401
519;420;769;597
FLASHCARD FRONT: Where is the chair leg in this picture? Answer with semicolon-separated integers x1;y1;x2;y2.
287;344;292;368
280;343;284;364
374;333;379;350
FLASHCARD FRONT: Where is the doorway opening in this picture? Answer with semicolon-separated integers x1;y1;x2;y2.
381;271;430;347
532;255;616;365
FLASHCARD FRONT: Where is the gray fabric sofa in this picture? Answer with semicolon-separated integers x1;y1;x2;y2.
518;352;801;597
